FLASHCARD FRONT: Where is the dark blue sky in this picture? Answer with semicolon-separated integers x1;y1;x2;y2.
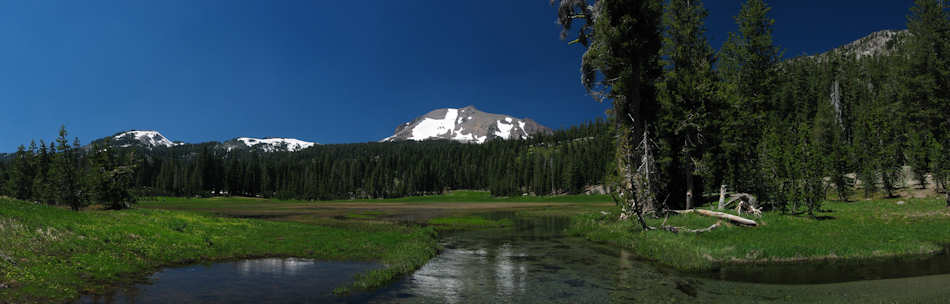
0;0;913;151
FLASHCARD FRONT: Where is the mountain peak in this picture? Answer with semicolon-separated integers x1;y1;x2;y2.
835;29;909;58
112;130;181;148
382;106;551;143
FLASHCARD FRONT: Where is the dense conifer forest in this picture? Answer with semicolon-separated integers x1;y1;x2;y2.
549;0;950;218
0;120;614;204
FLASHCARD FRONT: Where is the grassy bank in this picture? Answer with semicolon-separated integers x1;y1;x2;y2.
427;215;514;230
569;197;950;271
346;190;612;203
135;193;611;226
138;190;611;209
0;198;437;303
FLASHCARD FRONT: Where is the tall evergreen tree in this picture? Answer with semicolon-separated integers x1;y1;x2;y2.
658;0;718;209
5;145;35;200
50;126;87;211
31;140;54;204
816;55;855;201
906;0;950;206
717;0;781;199
88;142;138;210
553;0;664;228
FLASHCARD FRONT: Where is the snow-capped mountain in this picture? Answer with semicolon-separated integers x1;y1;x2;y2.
382;106;552;143
221;137;317;152
90;131;316;153
110;130;183;148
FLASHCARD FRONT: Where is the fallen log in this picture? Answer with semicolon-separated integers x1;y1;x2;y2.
660;221;723;234
674;209;758;226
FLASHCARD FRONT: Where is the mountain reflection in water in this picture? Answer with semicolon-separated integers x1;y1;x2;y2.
77;258;379;304
235;258;316;277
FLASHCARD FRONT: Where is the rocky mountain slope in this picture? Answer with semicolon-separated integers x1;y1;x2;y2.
381;106;552;143
220;137;316;152
91;131;316;152
804;29;909;60
830;29;908;58
109;130;183;149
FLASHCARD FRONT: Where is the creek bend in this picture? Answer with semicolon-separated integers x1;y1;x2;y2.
79;213;950;303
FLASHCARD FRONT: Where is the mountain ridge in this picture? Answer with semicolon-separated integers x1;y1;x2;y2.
792;29;910;61
381;105;552;143
91;130;318;153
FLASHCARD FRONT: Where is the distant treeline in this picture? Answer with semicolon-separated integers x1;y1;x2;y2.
0;119;614;202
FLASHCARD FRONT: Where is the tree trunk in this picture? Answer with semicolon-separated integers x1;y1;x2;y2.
717;184;727;210
685;165;694;210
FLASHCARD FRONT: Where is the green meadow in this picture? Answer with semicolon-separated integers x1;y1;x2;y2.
569;197;950;271
0;197;437;303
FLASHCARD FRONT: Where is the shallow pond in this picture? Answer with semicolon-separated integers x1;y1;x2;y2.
79;213;950;303
77;258;381;304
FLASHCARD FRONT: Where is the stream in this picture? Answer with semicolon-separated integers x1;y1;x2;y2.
79;213;950;303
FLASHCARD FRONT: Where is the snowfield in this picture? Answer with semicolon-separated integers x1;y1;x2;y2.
236;137;316;152
410;108;460;141
114;130;181;148
495;118;514;140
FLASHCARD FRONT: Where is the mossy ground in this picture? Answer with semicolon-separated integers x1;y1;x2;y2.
568;197;950;271
0;197;437;303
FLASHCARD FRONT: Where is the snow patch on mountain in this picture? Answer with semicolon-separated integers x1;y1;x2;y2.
113;130;181;148
382;106;552;144
234;137;316;152
495;119;514;140
409;108;460;141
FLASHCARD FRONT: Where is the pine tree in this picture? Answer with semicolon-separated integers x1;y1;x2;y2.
815;56;855;201
553;0;664;228
906;129;932;189
5;145;35;200
31;140;54;204
658;0;718;209
930;138;950;206
717;0;781;199
51;126;87;210
88;142;138;209
907;0;950;205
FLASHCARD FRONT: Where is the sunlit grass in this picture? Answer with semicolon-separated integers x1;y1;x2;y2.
568;197;950;271
427;215;514;230
0;198;437;303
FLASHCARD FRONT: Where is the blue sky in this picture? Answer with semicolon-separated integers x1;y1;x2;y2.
0;0;913;151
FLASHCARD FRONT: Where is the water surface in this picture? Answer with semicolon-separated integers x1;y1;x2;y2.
365;213;950;303
78;213;950;303
78;258;380;304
